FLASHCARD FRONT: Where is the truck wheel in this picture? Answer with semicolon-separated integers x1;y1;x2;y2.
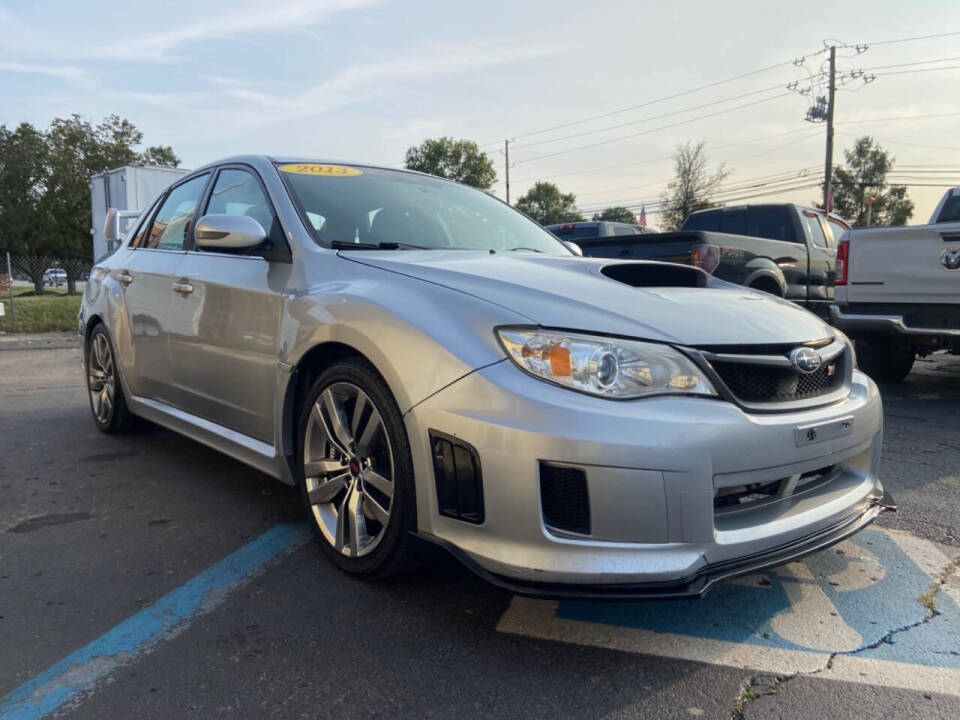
855;338;915;383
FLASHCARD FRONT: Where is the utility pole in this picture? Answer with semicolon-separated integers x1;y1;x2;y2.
823;45;837;211
504;138;511;204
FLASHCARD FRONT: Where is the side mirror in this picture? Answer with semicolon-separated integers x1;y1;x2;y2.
104;208;121;241
562;240;583;256
195;214;266;250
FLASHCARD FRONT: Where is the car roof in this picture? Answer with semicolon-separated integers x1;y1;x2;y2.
191;154;434;180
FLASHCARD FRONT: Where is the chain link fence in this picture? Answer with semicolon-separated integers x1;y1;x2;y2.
1;253;90;333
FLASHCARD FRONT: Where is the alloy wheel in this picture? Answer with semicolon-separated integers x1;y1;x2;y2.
303;382;396;557
88;334;115;425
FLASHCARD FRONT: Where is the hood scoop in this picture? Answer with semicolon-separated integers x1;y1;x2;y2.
600;262;709;288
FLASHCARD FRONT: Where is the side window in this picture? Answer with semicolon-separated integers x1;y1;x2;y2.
129;201;159;249
613;225;635;236
745;207;795;243
141;174;209;251
204;168;276;239
718;211;747;236
802;211;829;248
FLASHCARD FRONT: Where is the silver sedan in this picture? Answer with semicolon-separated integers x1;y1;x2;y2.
79;156;891;597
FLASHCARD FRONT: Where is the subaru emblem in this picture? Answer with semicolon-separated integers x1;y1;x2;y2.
941;248;960;271
789;347;822;374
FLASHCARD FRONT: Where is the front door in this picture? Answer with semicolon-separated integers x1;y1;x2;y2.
114;173;210;403
167;166;290;444
801;210;837;309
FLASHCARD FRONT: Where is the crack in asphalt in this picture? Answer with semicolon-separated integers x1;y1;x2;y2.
729;553;960;719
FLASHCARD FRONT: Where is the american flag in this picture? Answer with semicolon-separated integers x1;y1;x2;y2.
638;206;647;229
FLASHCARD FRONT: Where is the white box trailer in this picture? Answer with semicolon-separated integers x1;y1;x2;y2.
90;164;189;260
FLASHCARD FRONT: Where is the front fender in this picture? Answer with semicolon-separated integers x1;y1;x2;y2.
281;264;527;416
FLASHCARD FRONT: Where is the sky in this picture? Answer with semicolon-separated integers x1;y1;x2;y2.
1;0;958;225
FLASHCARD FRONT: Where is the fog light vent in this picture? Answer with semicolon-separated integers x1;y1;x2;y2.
431;431;484;524
539;462;590;535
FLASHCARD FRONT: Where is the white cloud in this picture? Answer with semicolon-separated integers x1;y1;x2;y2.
0;60;88;81
91;0;381;63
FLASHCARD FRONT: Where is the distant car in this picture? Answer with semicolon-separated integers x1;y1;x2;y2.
79;156;890;598
545;220;654;241
569;204;849;320
43;268;67;287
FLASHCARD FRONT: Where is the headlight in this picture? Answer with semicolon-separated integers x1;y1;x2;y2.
496;328;717;399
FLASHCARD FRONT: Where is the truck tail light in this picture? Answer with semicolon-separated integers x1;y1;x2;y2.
836;240;849;285
691;244;720;274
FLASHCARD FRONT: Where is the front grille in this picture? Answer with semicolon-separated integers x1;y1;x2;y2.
539;463;590;535
711;357;843;403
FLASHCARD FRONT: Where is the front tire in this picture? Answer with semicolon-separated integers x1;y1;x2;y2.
86;324;135;433
296;358;416;577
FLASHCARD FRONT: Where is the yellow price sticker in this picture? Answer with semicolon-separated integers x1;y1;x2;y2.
279;163;363;177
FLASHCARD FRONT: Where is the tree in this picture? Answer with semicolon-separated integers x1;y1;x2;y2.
828;136;913;226
515;182;584;225
404;137;496;190
659;140;728;230
140;145;181;168
0;114;180;294
0;122;56;293
592;207;637;224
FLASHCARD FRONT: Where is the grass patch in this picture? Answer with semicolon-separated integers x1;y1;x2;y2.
0;292;81;332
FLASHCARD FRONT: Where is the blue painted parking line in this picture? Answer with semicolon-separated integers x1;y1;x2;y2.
498;528;960;695
0;523;310;720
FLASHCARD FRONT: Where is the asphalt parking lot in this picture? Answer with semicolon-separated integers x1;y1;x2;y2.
1;333;958;719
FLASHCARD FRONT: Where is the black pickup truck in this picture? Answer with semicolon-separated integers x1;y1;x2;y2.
573;204;850;319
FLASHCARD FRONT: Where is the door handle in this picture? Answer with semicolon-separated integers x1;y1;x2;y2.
116;270;134;287
172;279;194;295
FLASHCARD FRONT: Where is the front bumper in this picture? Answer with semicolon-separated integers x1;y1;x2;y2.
404;359;886;593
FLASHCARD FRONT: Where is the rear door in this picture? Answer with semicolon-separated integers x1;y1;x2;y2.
845;222;960;304
167;165;291;443
113;173;210;403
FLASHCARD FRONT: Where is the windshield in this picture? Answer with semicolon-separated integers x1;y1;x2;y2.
278;163;570;255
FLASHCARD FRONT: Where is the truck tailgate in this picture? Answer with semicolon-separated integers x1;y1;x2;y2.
844;223;960;304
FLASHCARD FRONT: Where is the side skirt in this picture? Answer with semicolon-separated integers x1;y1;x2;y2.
127;395;295;485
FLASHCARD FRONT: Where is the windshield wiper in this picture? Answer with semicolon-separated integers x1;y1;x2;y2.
505;246;544;253
330;240;429;250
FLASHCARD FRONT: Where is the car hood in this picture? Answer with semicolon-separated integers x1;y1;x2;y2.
343;250;833;346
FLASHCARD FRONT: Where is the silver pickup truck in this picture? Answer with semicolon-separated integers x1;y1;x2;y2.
830;187;960;381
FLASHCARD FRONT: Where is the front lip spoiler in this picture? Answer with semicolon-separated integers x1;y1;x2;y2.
419;490;895;601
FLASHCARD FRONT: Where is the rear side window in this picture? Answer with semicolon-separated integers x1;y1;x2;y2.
613;225;637;235
139;174;209;250
745;206;795;243
718;211;747;235
681;212;719;232
826;218;848;245
801;211;829;248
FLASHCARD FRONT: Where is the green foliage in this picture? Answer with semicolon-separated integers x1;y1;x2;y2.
0;115;180;292
515;182;584;225
592;206;637;224
829;136;913;226
0;292;82;333
660;140;728;230
404;137;497;190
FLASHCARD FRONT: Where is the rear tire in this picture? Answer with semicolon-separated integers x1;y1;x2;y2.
295;358;416;578
855;337;915;383
86;324;136;433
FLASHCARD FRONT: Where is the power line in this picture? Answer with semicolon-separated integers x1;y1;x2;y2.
510;84;788;150
845;30;960;47
503;50;825;143
514;92;794;166
873;64;960;78
859;55;960;71
577;182;823;214
837;111;960;126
